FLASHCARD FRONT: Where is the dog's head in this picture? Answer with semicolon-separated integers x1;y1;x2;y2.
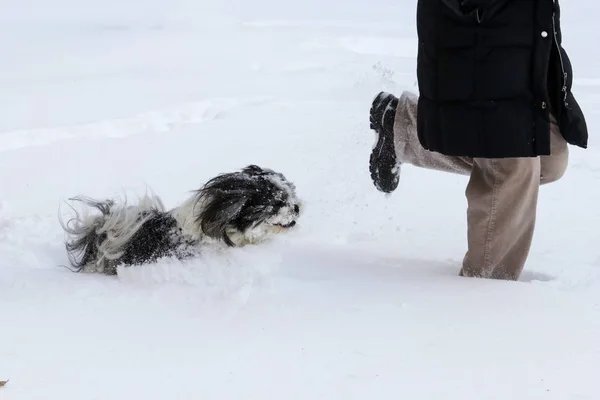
194;165;302;246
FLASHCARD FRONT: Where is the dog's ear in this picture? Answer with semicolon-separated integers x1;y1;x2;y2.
196;194;247;246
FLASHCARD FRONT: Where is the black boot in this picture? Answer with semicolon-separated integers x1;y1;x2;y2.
369;91;400;193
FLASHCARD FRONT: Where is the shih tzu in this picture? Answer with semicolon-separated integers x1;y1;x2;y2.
59;165;301;275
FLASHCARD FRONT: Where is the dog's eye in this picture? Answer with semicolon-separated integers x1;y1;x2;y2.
293;204;300;214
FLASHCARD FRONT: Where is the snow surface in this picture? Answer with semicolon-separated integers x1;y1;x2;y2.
1;0;600;398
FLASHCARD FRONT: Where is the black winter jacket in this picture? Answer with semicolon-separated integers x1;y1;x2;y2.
416;0;588;158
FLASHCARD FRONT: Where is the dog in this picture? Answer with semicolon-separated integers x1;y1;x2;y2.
59;165;301;275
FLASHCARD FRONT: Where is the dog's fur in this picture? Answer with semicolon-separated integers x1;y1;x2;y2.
59;165;301;275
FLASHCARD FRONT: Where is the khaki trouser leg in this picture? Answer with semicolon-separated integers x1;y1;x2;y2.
461;157;541;280
393;91;568;280
393;91;474;175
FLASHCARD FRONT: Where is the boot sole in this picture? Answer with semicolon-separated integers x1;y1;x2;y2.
369;94;399;193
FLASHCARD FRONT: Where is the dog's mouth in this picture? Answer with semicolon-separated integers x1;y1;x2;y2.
273;221;296;229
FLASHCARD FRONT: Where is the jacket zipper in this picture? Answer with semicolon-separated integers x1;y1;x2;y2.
552;12;568;107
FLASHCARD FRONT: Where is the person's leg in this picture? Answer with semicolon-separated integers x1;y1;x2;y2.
368;91;473;193
460;114;568;280
460;157;541;280
392;91;473;175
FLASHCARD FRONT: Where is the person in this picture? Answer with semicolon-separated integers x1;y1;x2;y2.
368;0;588;280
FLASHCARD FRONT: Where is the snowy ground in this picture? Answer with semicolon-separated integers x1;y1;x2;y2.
1;0;600;398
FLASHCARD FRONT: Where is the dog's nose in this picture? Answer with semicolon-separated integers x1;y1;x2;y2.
288;220;296;227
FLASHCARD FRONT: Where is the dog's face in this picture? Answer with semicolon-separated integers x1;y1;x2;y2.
195;165;302;246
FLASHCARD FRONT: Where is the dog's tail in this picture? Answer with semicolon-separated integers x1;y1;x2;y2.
59;196;115;272
59;194;166;272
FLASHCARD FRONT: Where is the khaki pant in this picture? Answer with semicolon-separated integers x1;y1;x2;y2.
394;91;569;280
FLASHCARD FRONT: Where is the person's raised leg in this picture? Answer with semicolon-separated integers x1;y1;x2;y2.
368;91;473;194
393;91;473;175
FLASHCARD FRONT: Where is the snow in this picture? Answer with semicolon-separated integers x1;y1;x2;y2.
1;0;599;398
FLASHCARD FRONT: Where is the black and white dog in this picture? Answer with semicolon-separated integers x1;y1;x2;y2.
59;165;301;275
